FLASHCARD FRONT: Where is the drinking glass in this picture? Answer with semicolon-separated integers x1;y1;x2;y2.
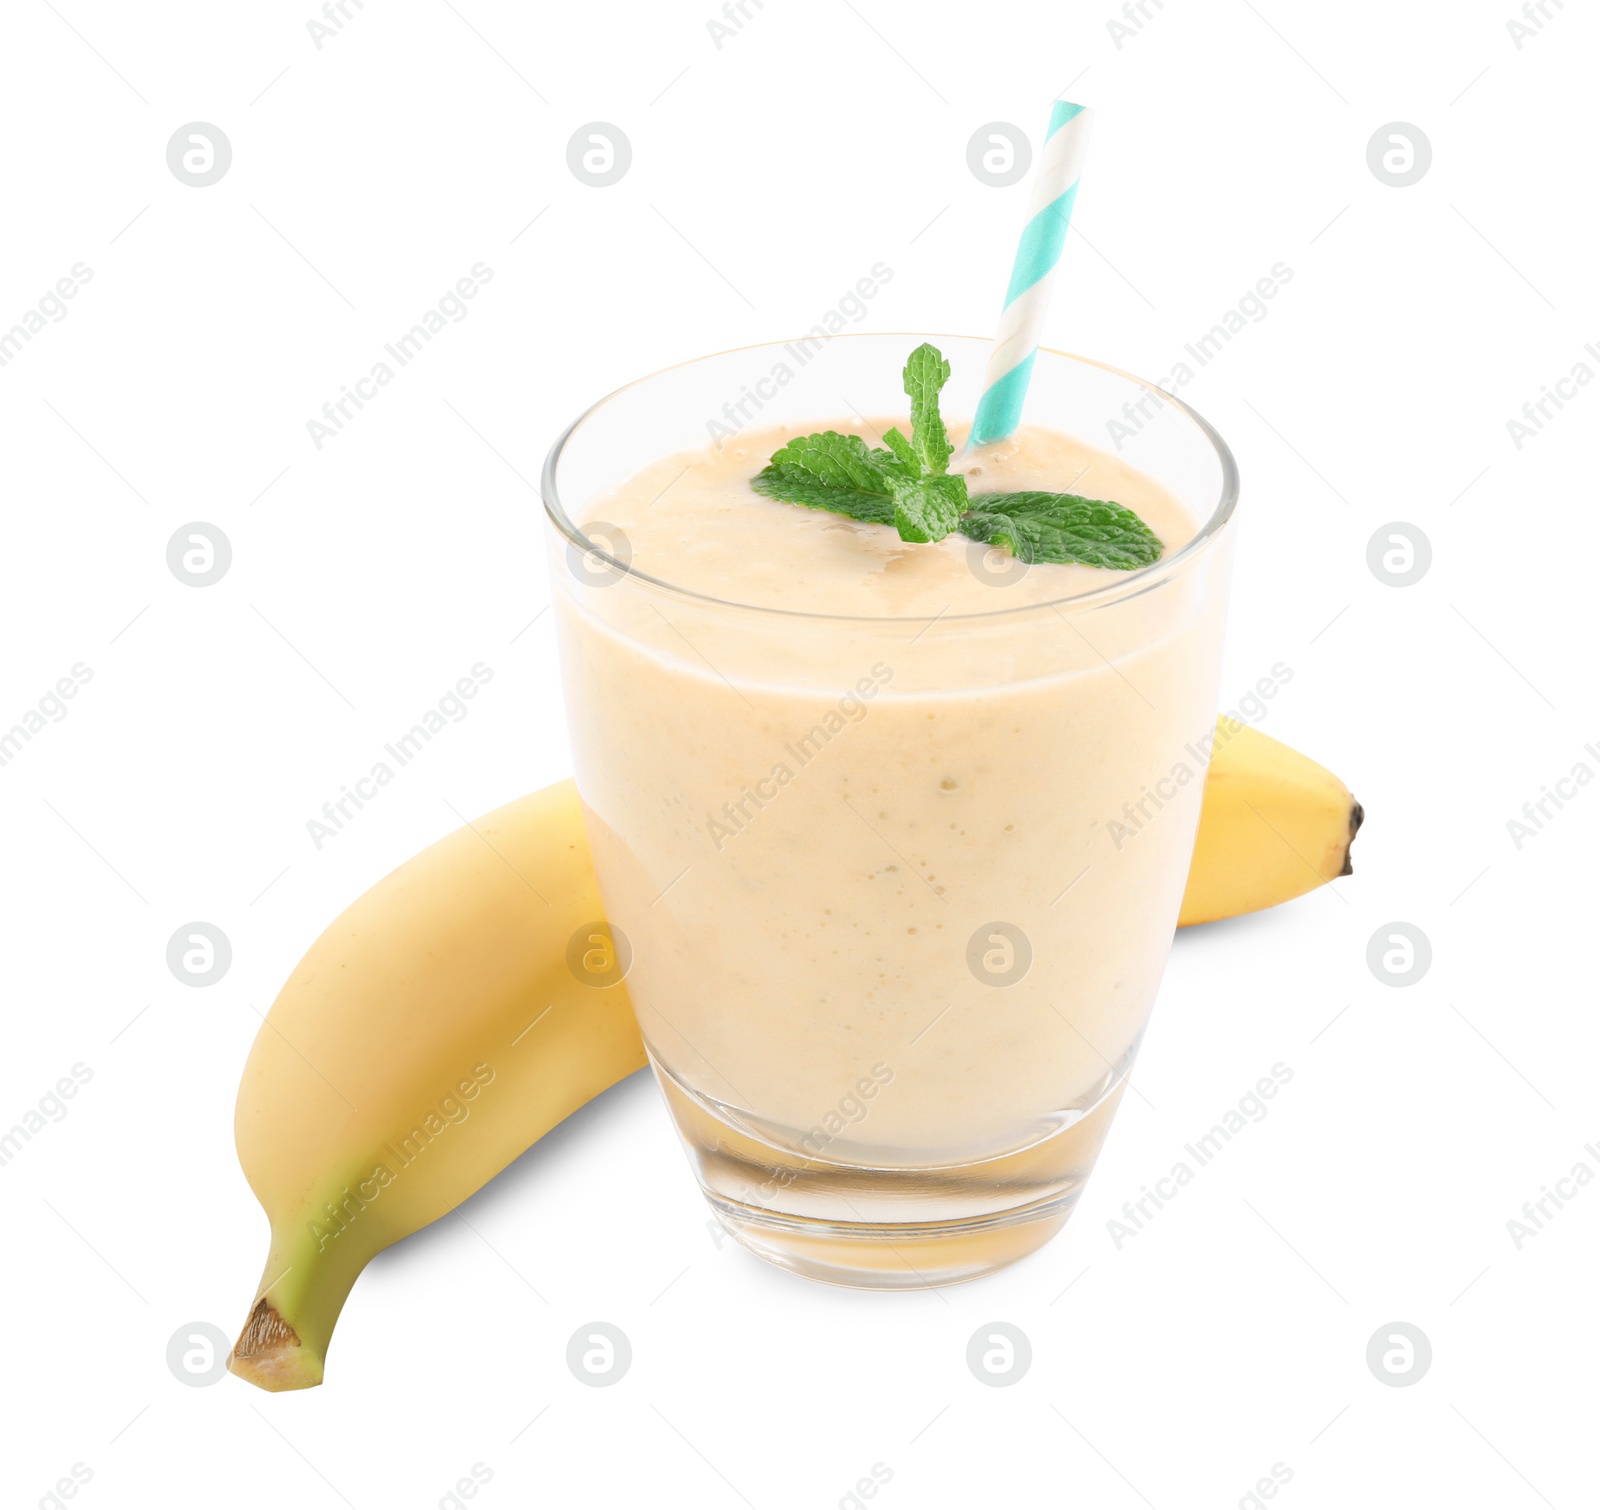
543;333;1237;1287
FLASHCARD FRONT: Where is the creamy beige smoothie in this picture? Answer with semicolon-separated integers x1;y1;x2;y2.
556;420;1221;1167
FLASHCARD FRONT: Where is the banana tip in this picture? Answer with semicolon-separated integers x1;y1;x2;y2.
1341;799;1364;877
227;1298;323;1392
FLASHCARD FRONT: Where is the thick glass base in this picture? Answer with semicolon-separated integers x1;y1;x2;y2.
705;1193;1078;1290
653;1054;1128;1290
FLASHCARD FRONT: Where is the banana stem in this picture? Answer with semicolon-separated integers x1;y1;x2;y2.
228;1218;372;1392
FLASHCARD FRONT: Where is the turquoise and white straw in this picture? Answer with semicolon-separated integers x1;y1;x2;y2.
967;99;1094;447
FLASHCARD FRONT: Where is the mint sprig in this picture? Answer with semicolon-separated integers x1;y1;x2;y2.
749;343;1162;571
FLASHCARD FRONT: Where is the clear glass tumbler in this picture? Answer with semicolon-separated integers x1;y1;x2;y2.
543;333;1237;1288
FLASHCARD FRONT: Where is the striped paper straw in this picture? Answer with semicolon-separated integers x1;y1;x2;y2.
967;99;1094;447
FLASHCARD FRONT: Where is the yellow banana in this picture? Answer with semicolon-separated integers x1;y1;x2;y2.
229;729;1357;1390
1178;718;1362;927
228;781;645;1393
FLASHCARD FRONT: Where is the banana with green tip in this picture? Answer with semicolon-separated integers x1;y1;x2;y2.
228;781;644;1392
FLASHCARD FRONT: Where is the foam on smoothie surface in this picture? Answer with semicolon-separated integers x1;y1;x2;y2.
580;420;1201;618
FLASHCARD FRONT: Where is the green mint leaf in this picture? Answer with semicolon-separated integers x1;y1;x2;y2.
761;431;896;494
891;473;968;543
751;466;894;525
960;491;1164;570
881;426;918;472
751;430;897;524
903;343;953;476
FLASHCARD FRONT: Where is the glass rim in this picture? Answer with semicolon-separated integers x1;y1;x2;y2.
541;332;1240;625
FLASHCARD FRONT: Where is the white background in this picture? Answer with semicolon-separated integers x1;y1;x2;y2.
1;1;1594;1506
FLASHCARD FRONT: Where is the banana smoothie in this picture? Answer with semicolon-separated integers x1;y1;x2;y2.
545;337;1236;1283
